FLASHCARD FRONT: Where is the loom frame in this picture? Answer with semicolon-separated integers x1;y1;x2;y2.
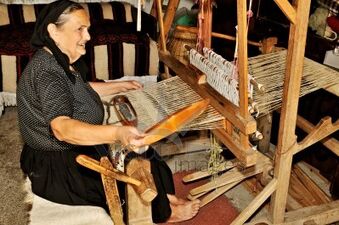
154;0;339;224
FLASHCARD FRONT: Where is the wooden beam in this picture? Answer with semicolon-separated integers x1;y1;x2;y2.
150;0;163;17
231;178;277;225
295;115;339;156
283;200;339;225
236;0;251;158
270;0;311;222
155;0;166;51
163;0;180;40
76;155;141;186
236;0;249;119
155;0;170;78
274;0;297;24
213;128;257;167
176;25;262;47
204;0;212;48
296;117;338;153
293;165;331;204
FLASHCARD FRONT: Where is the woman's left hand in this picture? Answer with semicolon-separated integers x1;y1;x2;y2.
89;80;143;96
113;80;143;93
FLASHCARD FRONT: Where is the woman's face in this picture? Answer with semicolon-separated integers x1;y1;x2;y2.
51;9;91;63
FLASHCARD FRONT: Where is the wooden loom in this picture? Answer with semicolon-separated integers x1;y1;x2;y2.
153;0;339;224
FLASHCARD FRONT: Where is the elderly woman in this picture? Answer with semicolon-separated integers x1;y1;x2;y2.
17;0;200;223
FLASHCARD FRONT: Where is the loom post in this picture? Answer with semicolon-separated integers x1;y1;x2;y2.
162;0;179;41
270;0;311;222
236;0;251;154
155;0;170;79
197;0;212;52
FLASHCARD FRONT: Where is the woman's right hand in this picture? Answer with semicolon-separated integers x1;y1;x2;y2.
115;126;145;150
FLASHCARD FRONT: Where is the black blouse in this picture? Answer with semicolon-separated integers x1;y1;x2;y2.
17;49;104;151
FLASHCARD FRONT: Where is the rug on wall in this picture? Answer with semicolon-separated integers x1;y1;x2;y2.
160;170;239;225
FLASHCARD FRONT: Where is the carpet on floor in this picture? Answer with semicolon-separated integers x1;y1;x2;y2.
160;170;239;225
24;168;239;225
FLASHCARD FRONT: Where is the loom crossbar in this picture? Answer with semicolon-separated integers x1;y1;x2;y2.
159;50;258;167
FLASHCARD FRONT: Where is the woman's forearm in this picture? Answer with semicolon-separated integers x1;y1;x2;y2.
50;116;120;145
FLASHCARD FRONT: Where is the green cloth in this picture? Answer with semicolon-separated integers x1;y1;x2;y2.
176;14;197;27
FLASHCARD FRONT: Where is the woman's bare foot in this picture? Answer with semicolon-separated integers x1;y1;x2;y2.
166;194;201;223
167;194;187;205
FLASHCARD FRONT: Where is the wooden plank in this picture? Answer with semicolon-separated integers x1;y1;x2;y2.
242;175;304;211
200;180;241;207
282;200;339;225
289;171;316;207
273;0;296;24
126;158;153;225
293;165;332;204
187;191;207;200
100;157;125;225
189;154;270;196
159;51;257;135
231;178;277;225
270;0;311;222
213;128;257;167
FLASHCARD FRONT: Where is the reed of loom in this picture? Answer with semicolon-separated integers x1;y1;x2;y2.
155;0;339;224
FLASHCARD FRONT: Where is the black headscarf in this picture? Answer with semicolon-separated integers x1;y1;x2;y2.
30;0;88;83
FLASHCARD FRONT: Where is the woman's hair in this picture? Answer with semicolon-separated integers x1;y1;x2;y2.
54;3;84;27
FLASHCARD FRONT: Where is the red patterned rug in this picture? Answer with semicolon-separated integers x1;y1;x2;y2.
159;170;239;225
